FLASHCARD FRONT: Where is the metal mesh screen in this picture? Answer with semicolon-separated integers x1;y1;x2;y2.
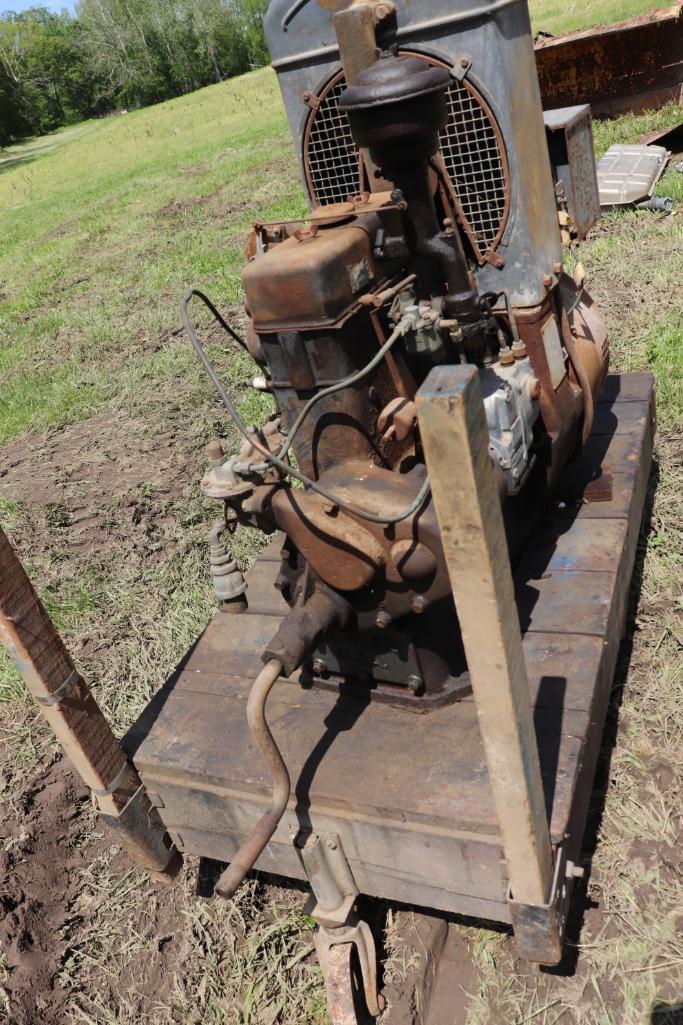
305;76;361;206
440;78;508;252
304;62;509;254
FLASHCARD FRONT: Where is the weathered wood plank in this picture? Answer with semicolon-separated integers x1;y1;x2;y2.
125;668;588;846
0;527;178;875
245;558;289;617
517;570;615;637
417;365;554;905
591;394;655;436
520;633;605;712
598;372;655;403
170;823;513;923
517;519;628;579
148;775;510;905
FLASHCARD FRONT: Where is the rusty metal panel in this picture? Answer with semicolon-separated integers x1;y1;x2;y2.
241;224;377;332
544;105;600;240
535;6;683;117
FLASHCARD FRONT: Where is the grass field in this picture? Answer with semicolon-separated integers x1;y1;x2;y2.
1;5;682;1023
528;0;673;35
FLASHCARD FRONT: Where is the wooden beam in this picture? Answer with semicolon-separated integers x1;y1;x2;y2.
416;365;554;906
0;526;179;878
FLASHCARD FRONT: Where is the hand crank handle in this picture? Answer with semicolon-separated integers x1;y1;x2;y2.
215;658;289;899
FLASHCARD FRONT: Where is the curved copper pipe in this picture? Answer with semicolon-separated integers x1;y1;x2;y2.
215;659;289;899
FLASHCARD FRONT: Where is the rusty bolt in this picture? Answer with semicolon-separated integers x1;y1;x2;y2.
412;594;428;614
406;675;422;693
543;273;553;288
553;261;563;275
375;609;391;630
312;658;327;675
460;57;469;68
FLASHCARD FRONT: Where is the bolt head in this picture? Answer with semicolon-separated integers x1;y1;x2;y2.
460;57;469;68
375;610;391;629
411;594;428;614
553;261;563;275
326;838;337;850
311;658;327;675
543;273;553;288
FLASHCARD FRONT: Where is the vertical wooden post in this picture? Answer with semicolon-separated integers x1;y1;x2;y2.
416;365;554;907
0;526;180;878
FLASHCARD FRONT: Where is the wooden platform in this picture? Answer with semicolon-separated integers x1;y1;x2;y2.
123;373;655;925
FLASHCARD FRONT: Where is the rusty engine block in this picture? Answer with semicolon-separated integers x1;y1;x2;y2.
181;0;609;895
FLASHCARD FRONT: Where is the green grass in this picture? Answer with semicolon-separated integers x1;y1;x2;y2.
528;0;671;35
0;66;305;447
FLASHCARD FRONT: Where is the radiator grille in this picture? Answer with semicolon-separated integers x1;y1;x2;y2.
304;75;362;206
440;77;508;253
303;59;510;256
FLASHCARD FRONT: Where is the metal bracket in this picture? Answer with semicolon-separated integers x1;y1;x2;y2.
297;833;384;1018
97;783;180;877
296;832;358;921
451;54;472;82
302;90;320;111
34;669;80;707
508;846;572;965
316;915;385;1018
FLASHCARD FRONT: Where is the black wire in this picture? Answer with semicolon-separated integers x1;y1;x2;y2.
180;288;431;525
184;288;251;355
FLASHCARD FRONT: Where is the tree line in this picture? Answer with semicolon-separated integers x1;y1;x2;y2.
0;0;269;146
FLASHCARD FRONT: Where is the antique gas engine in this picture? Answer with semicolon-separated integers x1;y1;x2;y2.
181;0;610;1014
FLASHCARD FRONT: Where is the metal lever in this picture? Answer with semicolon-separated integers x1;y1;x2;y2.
215;658;288;898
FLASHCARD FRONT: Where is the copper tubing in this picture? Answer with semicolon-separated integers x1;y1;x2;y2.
559;301;594;447
215;659;289;899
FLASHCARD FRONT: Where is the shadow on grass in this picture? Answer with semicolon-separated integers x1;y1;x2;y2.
0;151;40;176
651;1002;683;1025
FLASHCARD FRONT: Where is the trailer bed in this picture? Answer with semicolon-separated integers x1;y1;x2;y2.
123;372;654;924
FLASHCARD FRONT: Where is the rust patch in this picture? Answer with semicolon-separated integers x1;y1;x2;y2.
535;6;683;116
